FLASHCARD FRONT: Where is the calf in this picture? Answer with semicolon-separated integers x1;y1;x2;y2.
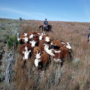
33;47;41;59
34;53;50;69
53;47;70;66
33;47;41;54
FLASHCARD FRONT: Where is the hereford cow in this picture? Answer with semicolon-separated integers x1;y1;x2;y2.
44;43;55;56
38;40;45;53
53;47;70;66
20;43;32;60
50;40;65;50
34;53;50;69
33;47;41;59
18;34;29;44
43;35;53;44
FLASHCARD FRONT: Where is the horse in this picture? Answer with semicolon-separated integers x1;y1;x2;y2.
39;25;53;32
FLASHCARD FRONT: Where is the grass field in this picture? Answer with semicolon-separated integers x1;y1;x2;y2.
0;18;90;90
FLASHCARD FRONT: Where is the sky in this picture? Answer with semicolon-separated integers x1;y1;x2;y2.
0;0;90;22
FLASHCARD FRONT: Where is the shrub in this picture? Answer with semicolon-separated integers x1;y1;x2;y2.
7;34;19;48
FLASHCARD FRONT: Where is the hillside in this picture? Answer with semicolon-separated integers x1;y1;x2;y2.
0;18;90;90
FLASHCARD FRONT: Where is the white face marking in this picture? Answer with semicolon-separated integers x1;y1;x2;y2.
23;37;28;43
23;33;27;36
29;34;34;39
51;42;53;45
36;53;41;59
25;46;28;51
34;58;40;67
22;50;31;60
30;40;36;48
44;44;55;56
45;37;50;42
54;58;62;62
39;35;43;40
66;42;71;49
38;33;41;35
54;50;61;53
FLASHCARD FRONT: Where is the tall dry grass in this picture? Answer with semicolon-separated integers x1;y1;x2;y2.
13;20;90;90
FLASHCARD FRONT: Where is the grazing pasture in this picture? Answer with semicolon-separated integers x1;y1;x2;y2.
0;18;90;90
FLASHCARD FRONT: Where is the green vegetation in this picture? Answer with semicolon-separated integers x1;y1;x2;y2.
7;35;19;48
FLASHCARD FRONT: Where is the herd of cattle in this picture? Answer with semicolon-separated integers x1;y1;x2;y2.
18;31;72;69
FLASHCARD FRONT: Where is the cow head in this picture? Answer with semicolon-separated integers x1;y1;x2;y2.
35;52;41;59
29;34;35;39
25;46;28;51
45;37;50;42
34;58;41;68
66;42;71;49
39;35;43;41
23;37;28;43
30;40;37;48
34;58;43;69
23;33;27;36
22;50;31;60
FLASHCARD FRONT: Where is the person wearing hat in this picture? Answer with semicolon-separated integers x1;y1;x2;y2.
43;18;48;29
87;28;90;42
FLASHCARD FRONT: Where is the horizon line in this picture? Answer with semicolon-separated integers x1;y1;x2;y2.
0;17;90;23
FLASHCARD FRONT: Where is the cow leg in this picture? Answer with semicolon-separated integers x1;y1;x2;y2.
61;62;63;67
22;60;27;68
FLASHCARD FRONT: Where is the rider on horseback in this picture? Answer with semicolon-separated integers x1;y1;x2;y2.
87;27;90;42
43;18;48;29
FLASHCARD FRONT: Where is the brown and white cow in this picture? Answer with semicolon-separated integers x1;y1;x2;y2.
34;53;50;69
18;33;29;44
20;43;32;60
33;46;41;59
53;47;70;66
